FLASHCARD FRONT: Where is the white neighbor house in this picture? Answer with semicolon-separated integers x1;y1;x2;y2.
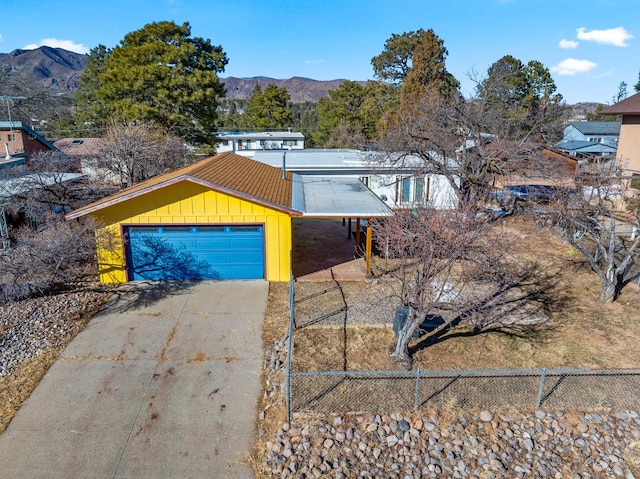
244;149;459;210
216;132;305;152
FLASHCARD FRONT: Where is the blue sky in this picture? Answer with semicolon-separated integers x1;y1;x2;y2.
1;0;638;104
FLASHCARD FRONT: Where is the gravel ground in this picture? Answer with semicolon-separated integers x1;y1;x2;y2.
0;290;110;377
0;288;112;432
263;410;640;479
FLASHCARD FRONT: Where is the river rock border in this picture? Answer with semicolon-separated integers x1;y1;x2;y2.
259;336;640;478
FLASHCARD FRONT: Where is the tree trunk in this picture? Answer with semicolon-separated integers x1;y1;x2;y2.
600;280;617;303
390;307;419;365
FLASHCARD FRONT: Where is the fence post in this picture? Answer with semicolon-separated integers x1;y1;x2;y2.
536;367;547;409
414;369;421;410
285;269;295;423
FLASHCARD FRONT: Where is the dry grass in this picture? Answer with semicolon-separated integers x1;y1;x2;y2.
0;352;62;434
291;217;640;372
252;282;290;477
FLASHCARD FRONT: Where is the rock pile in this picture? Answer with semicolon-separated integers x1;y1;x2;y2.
259;335;288;426
259;334;640;477
261;410;640;478
0;290;110;376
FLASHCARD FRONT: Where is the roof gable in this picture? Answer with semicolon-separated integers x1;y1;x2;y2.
66;152;297;219
600;92;640;115
567;121;621;135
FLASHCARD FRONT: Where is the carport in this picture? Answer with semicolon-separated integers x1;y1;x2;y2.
291;175;392;277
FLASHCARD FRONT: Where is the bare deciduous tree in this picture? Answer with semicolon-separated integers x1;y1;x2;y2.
373;202;551;365
551;165;640;303
0;214;98;302
0;151;116;226
371;67;566;205
97;121;192;187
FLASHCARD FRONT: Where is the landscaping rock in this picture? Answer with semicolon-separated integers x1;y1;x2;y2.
259;410;640;477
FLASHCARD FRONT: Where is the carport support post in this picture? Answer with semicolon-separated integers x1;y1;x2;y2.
365;220;372;275
356;218;361;249
347;218;352;239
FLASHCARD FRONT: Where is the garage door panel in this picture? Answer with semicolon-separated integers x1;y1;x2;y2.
125;225;264;281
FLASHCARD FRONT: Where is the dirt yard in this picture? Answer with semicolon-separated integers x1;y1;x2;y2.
252;217;640;478
288;216;640;373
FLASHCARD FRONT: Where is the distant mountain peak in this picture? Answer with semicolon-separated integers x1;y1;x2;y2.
0;46;360;102
0;46;87;91
220;76;365;103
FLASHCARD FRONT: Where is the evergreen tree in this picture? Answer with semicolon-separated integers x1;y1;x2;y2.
244;84;293;130
74;21;228;150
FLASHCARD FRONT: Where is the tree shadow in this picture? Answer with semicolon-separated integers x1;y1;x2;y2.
97;280;204;314
99;234;221;314
127;235;220;281
408;263;570;357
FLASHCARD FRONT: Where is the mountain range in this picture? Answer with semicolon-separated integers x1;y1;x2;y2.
0;46;605;118
0;46;349;102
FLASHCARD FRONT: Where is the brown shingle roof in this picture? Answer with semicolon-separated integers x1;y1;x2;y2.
600;92;640;115
67;152;298;219
51;138;106;157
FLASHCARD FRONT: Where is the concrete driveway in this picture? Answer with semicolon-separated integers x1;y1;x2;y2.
0;280;267;479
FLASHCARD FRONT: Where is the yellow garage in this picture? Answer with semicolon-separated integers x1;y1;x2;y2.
67;152;300;283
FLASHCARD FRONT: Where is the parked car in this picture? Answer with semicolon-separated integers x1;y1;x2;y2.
491;184;573;207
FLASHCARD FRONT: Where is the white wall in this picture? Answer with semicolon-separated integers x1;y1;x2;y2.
368;173;458;210
217;137;305;153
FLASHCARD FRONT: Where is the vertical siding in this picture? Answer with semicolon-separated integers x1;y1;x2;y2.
93;181;292;283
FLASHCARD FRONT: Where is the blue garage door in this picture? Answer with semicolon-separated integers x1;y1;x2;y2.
125;225;265;280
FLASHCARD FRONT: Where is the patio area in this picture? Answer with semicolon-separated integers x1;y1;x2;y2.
292;218;369;281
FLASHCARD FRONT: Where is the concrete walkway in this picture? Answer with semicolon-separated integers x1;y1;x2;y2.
0;281;267;479
293;218;369;280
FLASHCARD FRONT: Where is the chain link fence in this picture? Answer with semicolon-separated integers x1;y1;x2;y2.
286;275;640;419
290;368;640;415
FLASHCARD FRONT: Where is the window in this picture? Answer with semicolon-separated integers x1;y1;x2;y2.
7;134;15;142
71;139;84;145
359;176;372;188
230;225;262;232
128;226;159;233
395;177;411;203
415;177;424;203
414;177;430;204
283;140;298;146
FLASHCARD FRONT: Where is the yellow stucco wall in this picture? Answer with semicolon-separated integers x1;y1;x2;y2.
90;181;293;283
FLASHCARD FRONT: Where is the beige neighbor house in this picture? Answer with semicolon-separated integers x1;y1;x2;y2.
600;94;640;226
601;93;640;175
